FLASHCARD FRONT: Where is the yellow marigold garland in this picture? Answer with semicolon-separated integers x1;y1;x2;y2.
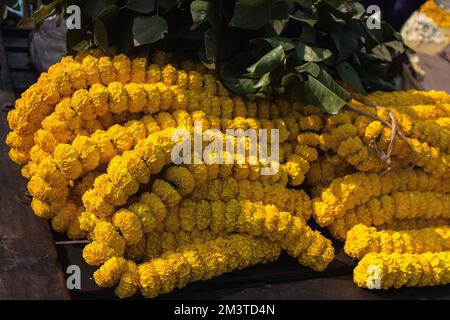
329;191;450;240
10;52;450;296
313;169;450;227
98;234;281;298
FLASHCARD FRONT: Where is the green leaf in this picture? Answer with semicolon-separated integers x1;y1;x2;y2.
316;67;350;100
316;2;350;32
255;72;271;88
331;30;359;63
281;72;300;87
190;0;209;29
93;19;109;52
384;40;405;56
85;0;117;19
1;3;7;23
246;45;285;77
305;75;347;114
266;18;289;36
204;28;218;62
295;42;332;62
350;3;365;19
24;0;63;26
250;37;295;50
336;62;366;94
369;44;392;62
290;10;317;27
294;62;320;77
304;66;350;113
17;17;35;28
6;0;19;8
132;15;168;46
127;0;155;13
229;0;271;30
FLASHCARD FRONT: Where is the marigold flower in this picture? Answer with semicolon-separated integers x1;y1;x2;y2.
283;154;309;186
27;176;68;203
67;216;87;239
113;54;131;84
79;211;100;232
163;166;195;196
82;189;115;217
139;192;167;227
90;131;116;163
94;256;127;287
106;125;134;153
31;198;63;219
51;201;78;233
108;82;128;114
131;58;147;83
83;241;117;266
107;162;139;198
125;236;147;262
112;209;143;245
299;114;323;132
89;83;109;116
152;179;182;208
71;89;97;121
81;55;101;85
115;261;140;298
72;135;101;171
53;144;83;180
34;129;58;153
98;57;117;84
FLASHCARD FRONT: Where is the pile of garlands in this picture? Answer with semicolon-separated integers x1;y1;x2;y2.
6;50;450;297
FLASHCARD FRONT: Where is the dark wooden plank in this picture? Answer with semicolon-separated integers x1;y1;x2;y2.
0;113;70;299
